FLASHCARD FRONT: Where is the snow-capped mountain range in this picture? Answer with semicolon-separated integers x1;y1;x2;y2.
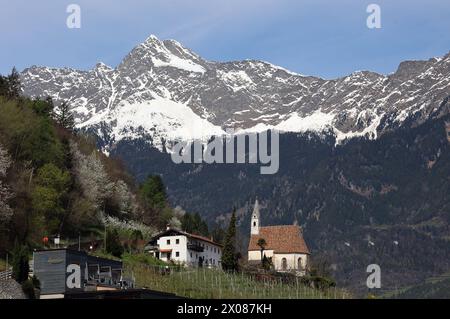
20;35;450;151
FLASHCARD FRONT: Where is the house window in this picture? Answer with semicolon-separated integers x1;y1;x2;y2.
167;239;170;245
282;258;287;270
176;239;180;244
176;252;180;257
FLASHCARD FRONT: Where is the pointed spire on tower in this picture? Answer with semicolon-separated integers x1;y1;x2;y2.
251;197;260;235
253;197;260;219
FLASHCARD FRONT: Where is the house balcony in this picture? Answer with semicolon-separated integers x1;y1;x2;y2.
144;245;158;252
187;243;204;252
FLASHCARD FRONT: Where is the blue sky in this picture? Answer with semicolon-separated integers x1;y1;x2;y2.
0;0;449;79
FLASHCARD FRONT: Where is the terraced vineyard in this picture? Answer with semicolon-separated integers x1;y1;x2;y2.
126;262;351;299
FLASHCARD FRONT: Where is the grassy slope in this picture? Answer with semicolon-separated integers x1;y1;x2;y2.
382;271;450;299
125;260;351;299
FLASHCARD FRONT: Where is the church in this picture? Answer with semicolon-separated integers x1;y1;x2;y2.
247;199;310;275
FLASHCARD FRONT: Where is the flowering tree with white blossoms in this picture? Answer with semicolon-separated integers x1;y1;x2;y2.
70;141;114;209
0;144;13;222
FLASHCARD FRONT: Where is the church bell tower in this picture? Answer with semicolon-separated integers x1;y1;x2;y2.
251;198;260;235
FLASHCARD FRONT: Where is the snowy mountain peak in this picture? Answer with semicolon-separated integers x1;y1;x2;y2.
19;36;450;152
144;34;160;42
120;34;207;74
94;62;113;72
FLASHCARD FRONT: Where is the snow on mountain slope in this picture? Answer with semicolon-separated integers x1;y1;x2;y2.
19;35;450;151
79;95;225;151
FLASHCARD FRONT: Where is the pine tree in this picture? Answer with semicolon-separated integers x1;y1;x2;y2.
221;210;238;272
0;75;8;97
139;175;167;210
0;68;21;98
138;175;169;227
181;212;209;236
56;101;75;130
0;67;21;99
6;67;21;99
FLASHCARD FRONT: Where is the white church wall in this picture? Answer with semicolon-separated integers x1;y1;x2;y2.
273;253;308;271
248;250;274;261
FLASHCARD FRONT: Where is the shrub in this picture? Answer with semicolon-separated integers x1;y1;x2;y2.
11;241;29;283
21;279;36;299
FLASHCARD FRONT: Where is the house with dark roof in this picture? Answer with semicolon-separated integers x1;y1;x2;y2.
145;226;223;268
247;199;310;274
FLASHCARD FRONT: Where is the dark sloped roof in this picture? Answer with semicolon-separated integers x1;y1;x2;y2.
248;225;310;254
149;228;223;247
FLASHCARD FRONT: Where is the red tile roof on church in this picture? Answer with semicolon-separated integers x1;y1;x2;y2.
248;225;310;254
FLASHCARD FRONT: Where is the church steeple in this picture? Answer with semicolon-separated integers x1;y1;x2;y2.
251;198;260;235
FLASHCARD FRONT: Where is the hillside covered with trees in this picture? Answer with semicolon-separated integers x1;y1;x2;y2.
0;69;215;256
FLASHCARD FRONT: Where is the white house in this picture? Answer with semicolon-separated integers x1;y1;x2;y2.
247;199;310;274
145;227;222;268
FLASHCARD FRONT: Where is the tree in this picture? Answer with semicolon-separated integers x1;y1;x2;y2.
138;175;170;227
210;224;226;244
70;142;114;209
56;101;75;130
0;99;64;167
11;241;29;283
0;144;12;223
221;210;238;272
0;68;21;99
31;97;54;117
181;212;209;236
0;75;7;97
139;175;167;210
31;163;71;233
7;67;21;99
257;238;267;262
105;228;124;258
130;229;143;252
111;180;134;215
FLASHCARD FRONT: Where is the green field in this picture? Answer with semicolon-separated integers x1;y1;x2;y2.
125;261;350;299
